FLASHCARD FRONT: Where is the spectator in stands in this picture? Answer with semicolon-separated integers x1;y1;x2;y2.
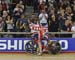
58;8;66;30
20;14;30;32
39;10;48;26
2;10;8;20
30;14;38;24
71;21;75;38
13;4;23;15
72;5;75;22
65;6;72;17
71;0;75;9
48;0;58;13
16;20;22;32
48;14;59;37
0;1;2;16
66;15;72;37
2;10;8;32
0;17;3;37
0;17;3;32
38;1;48;13
18;0;25;12
60;19;72;37
6;15;14;32
1;0;8;11
14;19;22;37
49;14;59;32
13;4;23;26
48;9;55;20
48;2;54;12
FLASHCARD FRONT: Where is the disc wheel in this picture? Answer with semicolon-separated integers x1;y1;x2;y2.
48;41;61;54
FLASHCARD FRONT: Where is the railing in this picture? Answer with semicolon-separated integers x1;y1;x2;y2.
0;32;74;34
0;32;74;38
0;32;32;38
48;32;75;34
0;32;32;34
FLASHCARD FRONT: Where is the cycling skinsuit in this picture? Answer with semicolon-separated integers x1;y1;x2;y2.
29;23;48;40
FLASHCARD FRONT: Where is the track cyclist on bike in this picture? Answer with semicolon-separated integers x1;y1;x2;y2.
29;22;48;56
30;10;48;55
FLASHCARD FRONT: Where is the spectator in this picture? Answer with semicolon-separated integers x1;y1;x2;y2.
72;6;75;22
48;2;54;12
14;19;22;37
13;4;23;26
20;14;30;32
16;20;22;32
0;1;2;16
65;6;72;17
60;19;72;37
39;1;48;13
39;10;48;26
71;22;75;38
48;9;55;20
0;17;3;37
6;15;14;32
49;15;59;32
2;10;8;32
0;17;3;32
58;9;66;30
2;10;8;20
1;0;8;11
30;14;38;24
49;0;58;12
66;15;72;37
18;0;25;12
48;14;59;37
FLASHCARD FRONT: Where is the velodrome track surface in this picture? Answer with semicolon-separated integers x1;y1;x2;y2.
0;53;75;60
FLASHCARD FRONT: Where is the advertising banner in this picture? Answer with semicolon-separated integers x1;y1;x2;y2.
0;38;75;52
50;38;75;52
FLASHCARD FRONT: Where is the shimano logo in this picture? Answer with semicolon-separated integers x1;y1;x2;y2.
59;40;68;50
44;40;68;50
0;40;29;50
0;39;68;51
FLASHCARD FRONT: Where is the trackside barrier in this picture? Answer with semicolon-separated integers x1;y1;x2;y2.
0;32;74;34
0;32;75;52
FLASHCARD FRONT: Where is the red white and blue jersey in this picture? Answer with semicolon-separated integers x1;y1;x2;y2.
29;23;48;39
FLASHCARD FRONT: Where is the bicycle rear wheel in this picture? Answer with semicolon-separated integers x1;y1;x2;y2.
48;41;61;54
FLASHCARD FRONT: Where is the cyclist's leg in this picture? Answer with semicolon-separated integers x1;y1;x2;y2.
37;39;42;55
32;33;42;55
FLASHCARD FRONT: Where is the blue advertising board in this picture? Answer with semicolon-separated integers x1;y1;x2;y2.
50;38;75;52
0;38;75;52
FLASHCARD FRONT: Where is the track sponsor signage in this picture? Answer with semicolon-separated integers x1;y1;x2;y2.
0;38;74;52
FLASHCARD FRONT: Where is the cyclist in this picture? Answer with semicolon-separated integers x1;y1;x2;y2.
29;22;48;55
